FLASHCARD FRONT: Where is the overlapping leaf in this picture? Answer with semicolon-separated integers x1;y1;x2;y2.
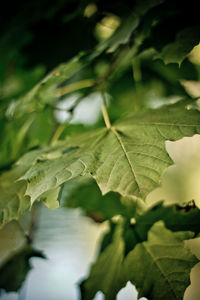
62;177;126;221
0;163;30;227
155;26;200;66
0;147;61;227
102;202;200;258
122;221;198;300
21;103;200;203
2;102;200;227
81;221;198;300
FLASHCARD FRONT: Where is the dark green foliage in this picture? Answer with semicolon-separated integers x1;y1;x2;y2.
0;247;44;292
63;178;127;221
81;221;198;300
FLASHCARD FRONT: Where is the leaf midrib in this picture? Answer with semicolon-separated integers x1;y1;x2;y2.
143;242;179;300
111;126;140;194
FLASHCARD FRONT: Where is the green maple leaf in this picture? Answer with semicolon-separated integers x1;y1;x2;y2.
81;221;197;300
122;221;198;300
155;26;200;66
0;164;30;227
21;102;200;203
101;202;200;258
0;147;61;227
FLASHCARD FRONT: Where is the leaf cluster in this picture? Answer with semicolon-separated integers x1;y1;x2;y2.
1;0;200;299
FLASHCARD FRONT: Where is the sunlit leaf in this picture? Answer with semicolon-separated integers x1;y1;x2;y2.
146;135;200;208
180;80;200;98
21;102;200;202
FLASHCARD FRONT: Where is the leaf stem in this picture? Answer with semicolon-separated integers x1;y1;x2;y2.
50;123;66;146
101;93;111;129
56;79;94;97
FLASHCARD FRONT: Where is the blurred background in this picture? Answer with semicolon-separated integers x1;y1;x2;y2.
0;205;139;300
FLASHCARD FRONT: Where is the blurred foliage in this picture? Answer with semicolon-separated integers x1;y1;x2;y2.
0;246;44;292
62;176;147;221
62;177;125;221
0;221;44;292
